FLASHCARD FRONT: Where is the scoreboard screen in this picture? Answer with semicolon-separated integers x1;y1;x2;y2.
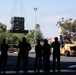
11;17;25;30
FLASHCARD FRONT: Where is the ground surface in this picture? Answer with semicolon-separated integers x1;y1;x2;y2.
0;52;76;75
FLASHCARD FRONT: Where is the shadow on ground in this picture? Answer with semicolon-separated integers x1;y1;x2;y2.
0;54;75;71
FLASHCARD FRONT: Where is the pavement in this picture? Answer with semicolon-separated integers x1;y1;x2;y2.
0;70;76;75
0;52;76;75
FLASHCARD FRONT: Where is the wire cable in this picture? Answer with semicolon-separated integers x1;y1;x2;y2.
11;0;17;17
20;0;28;29
19;0;23;17
11;0;28;30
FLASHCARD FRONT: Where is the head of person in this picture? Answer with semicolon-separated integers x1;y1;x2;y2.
37;39;40;44
44;39;48;44
40;39;44;46
3;39;6;43
22;37;26;42
54;37;58;41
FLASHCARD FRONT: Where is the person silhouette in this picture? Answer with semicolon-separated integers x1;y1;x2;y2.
0;39;9;72
34;39;43;72
51;37;60;71
43;39;51;72
15;37;31;72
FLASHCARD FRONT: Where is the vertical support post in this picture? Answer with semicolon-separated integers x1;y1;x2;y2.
34;7;38;44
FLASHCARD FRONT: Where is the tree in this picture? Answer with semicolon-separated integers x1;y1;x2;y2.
56;18;74;35
56;18;76;42
26;30;35;45
0;32;25;44
6;33;25;44
35;24;44;41
0;22;7;32
72;20;76;32
26;24;44;45
0;22;43;45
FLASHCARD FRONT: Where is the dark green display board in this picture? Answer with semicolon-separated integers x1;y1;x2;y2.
11;17;25;30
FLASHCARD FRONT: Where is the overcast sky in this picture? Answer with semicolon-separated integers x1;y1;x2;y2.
0;0;76;38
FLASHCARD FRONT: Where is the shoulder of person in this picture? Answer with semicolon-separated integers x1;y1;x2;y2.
26;42;30;45
52;41;55;44
26;42;31;47
58;41;60;43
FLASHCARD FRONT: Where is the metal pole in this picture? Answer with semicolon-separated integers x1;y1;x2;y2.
34;7;38;44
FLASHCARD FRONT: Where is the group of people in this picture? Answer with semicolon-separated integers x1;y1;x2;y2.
0;37;60;73
34;37;60;72
0;37;31;73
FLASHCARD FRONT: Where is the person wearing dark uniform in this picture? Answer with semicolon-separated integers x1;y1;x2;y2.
43;39;51;72
15;37;31;72
34;40;43;72
51;37;60;71
0;39;9;72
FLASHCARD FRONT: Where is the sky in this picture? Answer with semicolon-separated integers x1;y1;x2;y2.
0;0;76;38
